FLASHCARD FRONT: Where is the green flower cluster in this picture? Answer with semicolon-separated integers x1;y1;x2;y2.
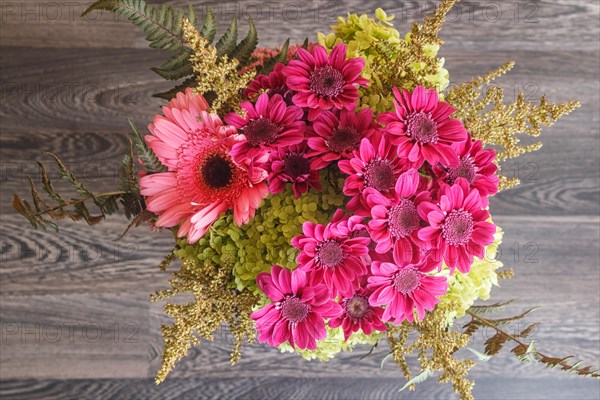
318;8;450;113
176;172;347;293
278;326;382;361
436;227;504;324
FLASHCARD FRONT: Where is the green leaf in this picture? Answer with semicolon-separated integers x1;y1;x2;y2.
399;369;433;392
152;78;196;101
216;16;238;57
128;119;167;173
82;0;187;53
259;38;289;75
231;17;258;67
200;6;217;44
466;347;492;363
469;299;517;315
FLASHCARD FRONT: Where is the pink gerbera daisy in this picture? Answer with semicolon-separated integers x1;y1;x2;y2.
243;63;295;105
329;287;387;340
266;142;322;198
251;265;343;350
432;134;499;206
378;86;468;168
366;169;431;265
140;94;269;243
339;136;409;216
417;178;497;274
367;251;448;323
284;43;368;120
307;107;378;169
291;218;370;297
225;93;305;162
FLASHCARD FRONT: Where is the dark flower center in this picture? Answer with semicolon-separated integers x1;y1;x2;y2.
393;268;420;294
327;126;361;153
346;295;370;319
281;297;310;323
244;117;280;147
317;240;345;269
201;154;233;189
442;210;474;246
309;65;345;98
283;153;310;180
448;157;476;185
407;112;438;144
364;160;395;192
388;199;420;239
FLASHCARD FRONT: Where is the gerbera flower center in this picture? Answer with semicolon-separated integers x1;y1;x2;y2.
283;153;310;179
346;295;369;319
281;297;310;323
364;160;395;192
407;112;438;144
393;268;420;294
388;199;420;239
244;117;280;147
448;157;476;185
442;210;474;246
317;240;345;269
328;126;361;153
309;65;345;98
200;154;234;189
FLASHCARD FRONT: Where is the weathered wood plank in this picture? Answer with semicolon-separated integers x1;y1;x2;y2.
0;1;598;50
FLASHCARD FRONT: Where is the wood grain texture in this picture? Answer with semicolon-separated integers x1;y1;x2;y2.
1;0;599;399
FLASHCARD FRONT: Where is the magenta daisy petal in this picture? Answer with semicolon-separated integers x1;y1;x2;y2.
284;43;368;120
243;63;296;105
225;93;305;162
367;251;448;324
339;135;410;217
432;133;499;206
251;265;343;350
292;217;370;297
417;178;497;274
307;107;378;168
328;287;387;340
266;142;323;198
378;86;468;168
366;169;432;265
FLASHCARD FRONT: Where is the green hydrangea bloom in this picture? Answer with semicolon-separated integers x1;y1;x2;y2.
436;226;504;324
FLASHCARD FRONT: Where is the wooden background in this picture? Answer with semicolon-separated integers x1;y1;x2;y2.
1;0;599;399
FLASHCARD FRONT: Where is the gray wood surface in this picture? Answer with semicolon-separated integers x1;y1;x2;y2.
1;1;599;399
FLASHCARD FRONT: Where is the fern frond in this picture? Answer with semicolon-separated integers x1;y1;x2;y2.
232;17;258;67
215;17;238;57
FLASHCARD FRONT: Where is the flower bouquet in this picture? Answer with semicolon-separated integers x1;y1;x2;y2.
13;0;598;398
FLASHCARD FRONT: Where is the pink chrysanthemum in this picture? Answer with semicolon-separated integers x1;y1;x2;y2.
307;107;378;169
243;63;295;105
291;219;370;297
378;86;468;168
284;43;368;120
139;93;269;243
417;178;497;274
225;93;305;162
329;287;387;340
267;142;322;198
367;251;448;323
432;134;499;206
339;136;409;216
366;169;431;265
251;265;343;350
